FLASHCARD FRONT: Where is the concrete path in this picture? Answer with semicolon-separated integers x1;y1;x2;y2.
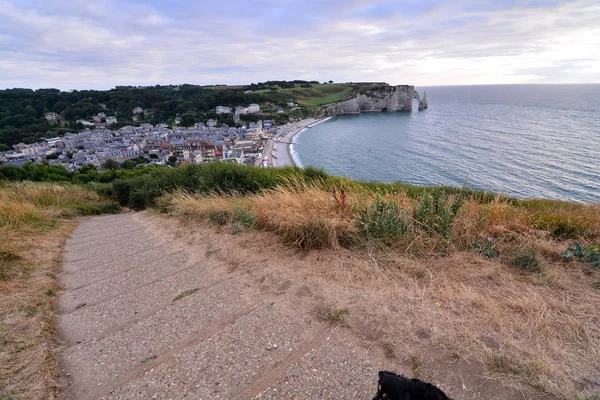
56;213;383;399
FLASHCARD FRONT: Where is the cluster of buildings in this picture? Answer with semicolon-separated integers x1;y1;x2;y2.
46;111;118;127
215;104;261;115
1;120;279;171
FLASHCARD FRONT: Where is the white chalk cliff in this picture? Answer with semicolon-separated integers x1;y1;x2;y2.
318;85;427;117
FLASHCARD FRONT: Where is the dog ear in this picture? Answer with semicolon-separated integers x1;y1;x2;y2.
378;370;385;379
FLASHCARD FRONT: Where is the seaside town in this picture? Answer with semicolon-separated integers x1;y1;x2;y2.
0;103;313;170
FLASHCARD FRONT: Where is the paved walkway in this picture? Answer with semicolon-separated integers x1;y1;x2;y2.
57;213;383;399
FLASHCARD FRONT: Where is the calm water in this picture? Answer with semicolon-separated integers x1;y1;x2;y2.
292;84;600;203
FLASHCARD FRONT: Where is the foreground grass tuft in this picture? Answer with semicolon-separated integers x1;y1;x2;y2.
317;306;350;326
507;248;542;274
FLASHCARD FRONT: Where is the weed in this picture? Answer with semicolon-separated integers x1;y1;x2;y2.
205;246;220;257
227;259;240;273
317;306;350;325
232;206;257;229
141;354;157;363
172;288;200;302
44;288;56;297
208;210;232;226
508;248;542;273
563;242;600;269
487;353;543;380
409;354;421;378
0;247;20;262
357;197;408;243
413;189;464;240
382;342;396;358
472;237;504;258
0;262;12;281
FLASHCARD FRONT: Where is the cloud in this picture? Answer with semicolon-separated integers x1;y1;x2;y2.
0;0;598;89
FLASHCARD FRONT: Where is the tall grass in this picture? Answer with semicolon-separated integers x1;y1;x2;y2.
161;177;600;257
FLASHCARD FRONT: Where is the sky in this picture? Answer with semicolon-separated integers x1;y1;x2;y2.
1;0;599;90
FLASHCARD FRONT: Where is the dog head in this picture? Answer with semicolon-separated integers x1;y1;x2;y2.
372;370;399;400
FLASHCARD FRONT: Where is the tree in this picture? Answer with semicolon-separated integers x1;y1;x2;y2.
121;160;137;169
328;80;333;84
101;159;120;170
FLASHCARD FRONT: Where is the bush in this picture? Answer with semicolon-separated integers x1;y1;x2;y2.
110;163;329;210
357;197;408;244
413;189;465;240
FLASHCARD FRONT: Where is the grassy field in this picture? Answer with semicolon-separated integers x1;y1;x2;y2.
159;178;600;399
0;182;119;400
255;83;357;107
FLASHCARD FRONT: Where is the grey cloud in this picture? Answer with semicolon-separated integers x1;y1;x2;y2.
0;0;598;89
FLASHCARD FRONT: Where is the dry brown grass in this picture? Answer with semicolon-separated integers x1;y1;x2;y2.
0;182;119;399
161;183;600;399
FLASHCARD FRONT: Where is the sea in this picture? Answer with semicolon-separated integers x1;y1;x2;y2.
291;84;600;203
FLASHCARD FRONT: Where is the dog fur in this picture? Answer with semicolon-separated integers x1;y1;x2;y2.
372;370;452;400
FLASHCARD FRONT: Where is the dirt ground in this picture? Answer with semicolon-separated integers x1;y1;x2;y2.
56;212;568;399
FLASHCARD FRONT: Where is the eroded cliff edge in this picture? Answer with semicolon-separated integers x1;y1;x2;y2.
318;85;427;117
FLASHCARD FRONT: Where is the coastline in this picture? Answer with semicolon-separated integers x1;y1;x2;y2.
270;117;331;168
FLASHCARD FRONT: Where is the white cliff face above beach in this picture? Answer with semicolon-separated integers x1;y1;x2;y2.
319;85;427;117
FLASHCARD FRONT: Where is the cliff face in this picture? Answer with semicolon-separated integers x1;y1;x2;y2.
318;85;427;117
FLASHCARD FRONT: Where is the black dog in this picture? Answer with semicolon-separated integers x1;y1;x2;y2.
372;370;452;400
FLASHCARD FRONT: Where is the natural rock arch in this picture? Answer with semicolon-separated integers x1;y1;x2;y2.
412;91;426;111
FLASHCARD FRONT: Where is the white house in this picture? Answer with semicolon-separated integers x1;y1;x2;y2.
216;106;232;114
234;106;247;115
175;116;182;124
132;107;143;114
76;119;95;127
45;112;59;121
207;119;217;127
106;116;118;125
247;104;260;114
277;107;284;113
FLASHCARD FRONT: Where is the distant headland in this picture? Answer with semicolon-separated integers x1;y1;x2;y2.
318;84;428;117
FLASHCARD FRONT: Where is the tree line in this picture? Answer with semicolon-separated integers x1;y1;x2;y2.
0;84;295;147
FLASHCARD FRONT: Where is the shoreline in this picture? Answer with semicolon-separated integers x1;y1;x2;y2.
270;117;331;168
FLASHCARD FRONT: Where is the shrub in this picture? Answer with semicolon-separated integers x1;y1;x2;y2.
357;197;408;244
413;189;464;240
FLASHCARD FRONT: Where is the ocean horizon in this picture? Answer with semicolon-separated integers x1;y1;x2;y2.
291;84;600;204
